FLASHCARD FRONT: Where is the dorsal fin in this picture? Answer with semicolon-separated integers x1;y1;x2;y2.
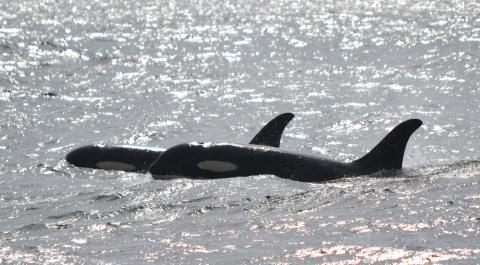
249;113;294;147
353;119;422;171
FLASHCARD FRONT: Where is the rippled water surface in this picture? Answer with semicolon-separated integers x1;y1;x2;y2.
1;0;479;263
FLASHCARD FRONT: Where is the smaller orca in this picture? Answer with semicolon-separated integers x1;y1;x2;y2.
66;145;166;173
149;119;422;182
65;113;294;172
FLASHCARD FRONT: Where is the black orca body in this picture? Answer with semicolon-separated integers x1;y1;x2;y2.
66;145;166;172
149;119;422;182
66;113;294;172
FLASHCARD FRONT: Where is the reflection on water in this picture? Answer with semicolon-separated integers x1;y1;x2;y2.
1;0;479;263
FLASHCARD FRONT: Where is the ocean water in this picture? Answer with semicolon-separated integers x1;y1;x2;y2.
1;0;479;263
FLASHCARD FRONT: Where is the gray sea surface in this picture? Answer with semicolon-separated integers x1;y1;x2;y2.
1;0;479;263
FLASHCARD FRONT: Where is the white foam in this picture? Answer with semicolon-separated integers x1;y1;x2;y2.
93;144;165;152
119;145;166;152
151;174;182;180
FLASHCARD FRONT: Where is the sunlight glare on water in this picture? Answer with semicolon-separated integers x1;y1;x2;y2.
1;0;479;263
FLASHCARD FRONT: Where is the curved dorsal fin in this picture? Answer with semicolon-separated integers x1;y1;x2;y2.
249;113;294;147
353;119;422;172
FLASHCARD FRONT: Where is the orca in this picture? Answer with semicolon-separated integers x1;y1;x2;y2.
149;119;422;182
65;113;294;172
66;145;166;173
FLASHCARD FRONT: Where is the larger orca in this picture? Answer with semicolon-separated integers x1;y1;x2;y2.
149;119;422;182
66;113;294;172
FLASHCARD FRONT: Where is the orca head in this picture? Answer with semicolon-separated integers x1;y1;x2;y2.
66;145;103;169
149;142;241;180
66;145;139;171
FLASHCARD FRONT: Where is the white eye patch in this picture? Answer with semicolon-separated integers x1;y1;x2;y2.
96;161;136;171
197;160;238;172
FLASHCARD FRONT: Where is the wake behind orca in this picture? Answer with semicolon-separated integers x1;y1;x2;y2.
149;119;422;182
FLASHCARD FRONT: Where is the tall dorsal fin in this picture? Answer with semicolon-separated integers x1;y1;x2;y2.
353;119;422;172
249;113;294;147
